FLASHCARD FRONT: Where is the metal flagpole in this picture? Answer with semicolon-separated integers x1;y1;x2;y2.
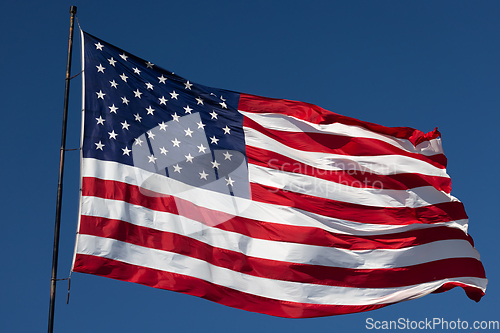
48;6;77;333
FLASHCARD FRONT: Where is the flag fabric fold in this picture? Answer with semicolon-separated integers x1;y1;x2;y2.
72;31;487;318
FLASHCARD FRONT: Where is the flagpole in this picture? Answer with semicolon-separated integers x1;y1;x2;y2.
48;6;77;333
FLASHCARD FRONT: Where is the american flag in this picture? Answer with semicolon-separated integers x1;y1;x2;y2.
72;31;487;318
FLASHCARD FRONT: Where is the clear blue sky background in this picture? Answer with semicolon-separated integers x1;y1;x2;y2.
1;1;498;332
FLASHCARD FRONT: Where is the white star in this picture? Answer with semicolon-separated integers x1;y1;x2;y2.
147;130;155;139
210;136;219;144
225;177;235;186
220;101;228;109
195;97;204;105
173;164;182;173
184;128;193;137
160;147;168;155
172;113;180;122
197;121;206;129
145;82;154;90
96;64;105;73
171;138;181;147
122;147;131;156
223;151;232;160
108;130;118;139
170;90;179;99
96;90;105;99
198;144;207;153
95;42;104;50
223;125;231;134
108;57;117;67
108;104;118;113
119;53;128;61
133;89;143;98
158;121;168;131
121;120;130;130
199;170;209;180
148;154;157;163
109;80;118;88
183;105;193;114
95;141;105;150
184;81;193;90
211;160;220;169
134;137;143;146
210;111;218;119
133;67;141;75
185;153;194;163
159;96;168;105
146;61;154;68
158;75;167;84
184;128;190;137
96;116;105;125
121;97;130;105
146;106;155;115
120;73;128;82
134;113;142;122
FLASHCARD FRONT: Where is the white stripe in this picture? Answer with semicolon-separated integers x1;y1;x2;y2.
80;196;480;269
244;127;449;178
249;164;458;208
76;235;487;306
82;158;469;235
240;111;444;156
250;200;468;235
72;29;88;272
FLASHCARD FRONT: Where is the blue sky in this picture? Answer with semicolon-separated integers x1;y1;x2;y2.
1;1;499;332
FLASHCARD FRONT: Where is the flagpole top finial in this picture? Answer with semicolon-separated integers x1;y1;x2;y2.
69;6;77;14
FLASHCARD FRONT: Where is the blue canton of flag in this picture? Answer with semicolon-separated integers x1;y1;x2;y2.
83;32;249;200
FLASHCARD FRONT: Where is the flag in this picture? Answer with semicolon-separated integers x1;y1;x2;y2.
72;31;487;318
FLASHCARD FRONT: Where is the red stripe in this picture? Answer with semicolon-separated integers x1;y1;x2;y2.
244;116;447;169
73;254;485;314
239;93;441;146
247;146;452;193
82;177;471;249
78;216;486;289
72;253;392;318
250;182;468;225
433;282;485;302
